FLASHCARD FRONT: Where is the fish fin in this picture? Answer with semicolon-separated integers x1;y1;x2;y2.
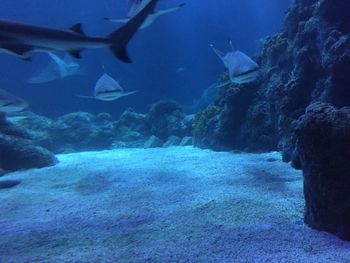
68;49;83;59
48;52;68;77
210;44;225;60
156;3;185;16
229;40;235;52
215;80;231;88
108;0;158;63
0;44;33;60
76;95;95;99
120;90;137;97
69;23;86;36
104;17;130;24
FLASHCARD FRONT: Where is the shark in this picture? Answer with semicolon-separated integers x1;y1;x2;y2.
27;52;83;84
0;88;28;113
104;0;185;30
79;73;137;101
0;0;158;62
211;42;260;86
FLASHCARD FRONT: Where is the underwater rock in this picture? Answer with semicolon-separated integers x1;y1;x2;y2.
0;179;21;189
163;135;181;147
144;135;163;148
111;139;145;149
53;112;116;152
180;136;193;146
147;100;192;140
117;108;148;135
118;126;142;142
194;84;258;150
8;112;57;150
0;112;31;139
295;103;350;240
0;134;57;171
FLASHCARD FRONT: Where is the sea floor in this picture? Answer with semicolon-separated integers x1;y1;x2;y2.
1;146;350;262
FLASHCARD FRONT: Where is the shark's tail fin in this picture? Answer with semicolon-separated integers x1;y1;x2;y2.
107;0;157;63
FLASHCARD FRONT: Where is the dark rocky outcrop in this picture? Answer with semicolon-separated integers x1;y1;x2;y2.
163;135;181;147
295;103;350;240
147;100;192;140
144;135;163;148
0;113;57;172
53;112;116;152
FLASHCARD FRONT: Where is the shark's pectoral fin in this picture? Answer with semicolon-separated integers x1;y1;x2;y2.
76;95;95;99
0;43;33;60
156;3;185;16
104;17;130;24
215;80;231;88
69;23;86;36
120;90;137;97
68;49;83;59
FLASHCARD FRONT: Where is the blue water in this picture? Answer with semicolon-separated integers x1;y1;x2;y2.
0;0;290;118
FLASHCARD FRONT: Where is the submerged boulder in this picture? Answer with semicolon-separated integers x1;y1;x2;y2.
117;108;148;135
180;136;193;146
295;103;350;240
144;135;163;148
147;100;192;140
163;135;181;147
0;134;57;171
0;113;57;172
53;112;116;152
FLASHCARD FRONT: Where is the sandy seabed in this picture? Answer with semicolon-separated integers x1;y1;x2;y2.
1;146;350;262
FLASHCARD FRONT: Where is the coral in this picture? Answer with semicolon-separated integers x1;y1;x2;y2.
193;106;221;135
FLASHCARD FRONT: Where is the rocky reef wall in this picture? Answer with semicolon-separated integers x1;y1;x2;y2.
194;0;350;160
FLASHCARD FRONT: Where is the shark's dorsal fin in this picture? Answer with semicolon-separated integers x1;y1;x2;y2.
69;23;85;36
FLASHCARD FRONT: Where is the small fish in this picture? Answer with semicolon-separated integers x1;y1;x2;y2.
27;52;83;84
105;0;185;30
0;88;28;113
211;42;259;86
0;0;158;62
79;74;137;101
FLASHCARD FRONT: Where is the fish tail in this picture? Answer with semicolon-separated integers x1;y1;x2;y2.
107;0;157;63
